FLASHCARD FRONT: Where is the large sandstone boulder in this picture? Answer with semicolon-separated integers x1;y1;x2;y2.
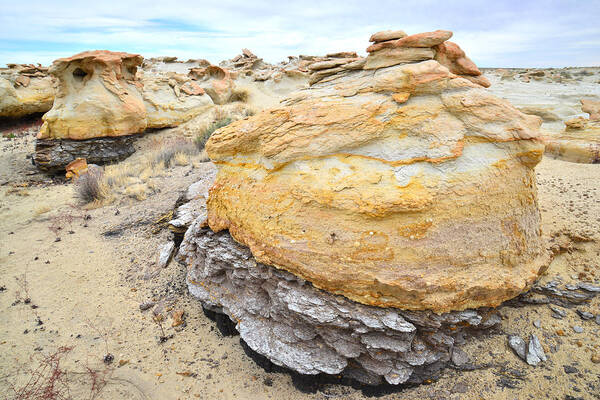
0;64;55;118
141;71;213;129
203;54;548;314
38;50;147;140
179;29;549;386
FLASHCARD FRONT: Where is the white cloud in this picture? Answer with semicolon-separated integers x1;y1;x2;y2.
0;0;598;67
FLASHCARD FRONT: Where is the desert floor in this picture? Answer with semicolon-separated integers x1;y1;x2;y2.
1;71;600;400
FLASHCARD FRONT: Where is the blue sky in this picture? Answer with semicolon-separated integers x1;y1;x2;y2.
1;0;598;67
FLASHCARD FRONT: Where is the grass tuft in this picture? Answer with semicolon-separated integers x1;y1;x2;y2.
75;168;107;204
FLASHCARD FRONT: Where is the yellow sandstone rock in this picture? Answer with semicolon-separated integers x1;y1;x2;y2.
204;32;549;313
544;117;600;164
38;50;147;140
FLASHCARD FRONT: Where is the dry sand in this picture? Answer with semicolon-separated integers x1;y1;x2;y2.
1;71;600;400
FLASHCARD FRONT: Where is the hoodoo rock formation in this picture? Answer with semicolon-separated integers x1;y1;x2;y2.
34;51;147;171
544;100;600;163
0;64;55;118
178;29;549;385
38;50;147;140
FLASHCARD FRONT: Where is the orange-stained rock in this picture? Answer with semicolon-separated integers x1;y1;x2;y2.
188;65;235;105
581;99;600;121
462;75;491;88
434;41;481;76
367;30;452;53
38;50;147;140
65;157;88;179
203;35;549;312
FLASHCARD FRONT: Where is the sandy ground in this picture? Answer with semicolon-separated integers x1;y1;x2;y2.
1;73;600;400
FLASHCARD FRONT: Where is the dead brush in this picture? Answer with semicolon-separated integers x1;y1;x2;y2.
74;168;108;204
151;140;199;168
1;345;146;400
230;87;250;103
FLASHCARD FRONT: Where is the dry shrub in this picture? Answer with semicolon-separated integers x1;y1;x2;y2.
152;141;199;167
74;168;108;204
230;87;250;103
125;184;147;201
173;152;189;166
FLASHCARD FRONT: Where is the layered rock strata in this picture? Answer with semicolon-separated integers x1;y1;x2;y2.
544;100;600;163
34;136;136;172
306;52;365;85
180;29;549;386
0;64;55;118
203;31;548;313
179;226;500;385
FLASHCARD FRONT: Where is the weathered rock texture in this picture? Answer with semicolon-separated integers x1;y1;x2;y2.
188;65;236;105
203;30;548;314
0;64;55;118
179;226;501;385
220;49;311;82
38;50;147;140
33;136;136;172
544;101;600;163
141;71;213;128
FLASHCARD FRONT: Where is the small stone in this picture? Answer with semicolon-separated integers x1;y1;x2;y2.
369;30;407;43
139;301;155;311
508;335;527;360
451;348;469;367
591;353;600;364
572;325;583;333
526;334;546;366
549;305;566;319
533;320;541;328
576;310;594;320
596;315;600;325
563;365;578;374
157;241;175;268
578;282;600;292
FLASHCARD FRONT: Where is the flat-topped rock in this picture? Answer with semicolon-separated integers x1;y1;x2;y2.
369;30;407;43
367;30;453;53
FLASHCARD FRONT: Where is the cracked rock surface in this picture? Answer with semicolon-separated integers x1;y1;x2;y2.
178;225;501;385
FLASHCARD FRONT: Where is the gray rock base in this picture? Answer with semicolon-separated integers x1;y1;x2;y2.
33;136;137;172
178;224;502;386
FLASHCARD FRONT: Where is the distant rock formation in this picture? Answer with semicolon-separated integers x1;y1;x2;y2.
179;29;549;385
219;49;311;82
38;50;147;140
0;64;55;118
33;50;218;171
142;71;213;128
188;65;235;105
544;99;600;163
33;51;147;171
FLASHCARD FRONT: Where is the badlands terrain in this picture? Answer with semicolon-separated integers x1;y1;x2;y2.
1;33;600;399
